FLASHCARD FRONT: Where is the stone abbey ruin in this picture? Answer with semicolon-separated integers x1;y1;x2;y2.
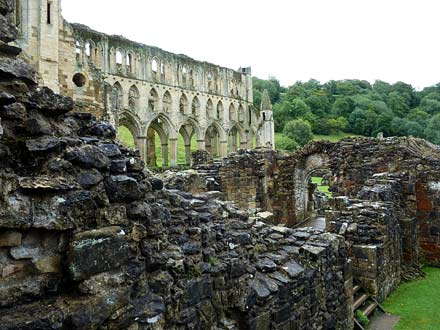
1;1;440;329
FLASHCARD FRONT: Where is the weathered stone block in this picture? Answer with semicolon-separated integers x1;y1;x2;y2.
66;145;110;170
104;175;142;202
68;226;129;280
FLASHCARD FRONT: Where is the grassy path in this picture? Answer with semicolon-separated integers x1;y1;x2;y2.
381;267;440;330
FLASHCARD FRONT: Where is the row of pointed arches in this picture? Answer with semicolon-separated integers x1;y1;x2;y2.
112;82;248;124
119;111;257;168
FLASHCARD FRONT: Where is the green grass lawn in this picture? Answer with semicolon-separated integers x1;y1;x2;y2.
311;176;332;198
382;267;440;330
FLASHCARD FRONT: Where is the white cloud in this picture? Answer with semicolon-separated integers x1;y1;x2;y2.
62;0;440;88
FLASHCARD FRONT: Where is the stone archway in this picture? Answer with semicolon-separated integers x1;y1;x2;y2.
204;122;226;158
145;114;176;167
228;123;245;153
294;153;331;222
178;118;202;165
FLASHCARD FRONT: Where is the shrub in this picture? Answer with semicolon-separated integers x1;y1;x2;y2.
283;119;313;146
276;135;299;151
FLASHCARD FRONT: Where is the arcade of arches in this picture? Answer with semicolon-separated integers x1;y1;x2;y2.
115;85;263;167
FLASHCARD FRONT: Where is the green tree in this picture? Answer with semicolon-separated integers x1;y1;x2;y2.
407;109;430;127
332;96;354;118
348;108;378;136
420;98;440;114
375;111;394;136
387;91;410;117
424;114;440;144
283;119;313;146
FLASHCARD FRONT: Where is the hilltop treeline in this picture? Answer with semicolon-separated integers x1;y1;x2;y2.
253;77;440;146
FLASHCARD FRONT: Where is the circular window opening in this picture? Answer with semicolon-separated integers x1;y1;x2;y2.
72;73;86;87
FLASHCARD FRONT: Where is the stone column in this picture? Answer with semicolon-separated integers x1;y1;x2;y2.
169;138;178;168
185;144;191;165
197;139;205;151
136;136;147;163
162;143;169;167
220;140;228;157
147;130;156;167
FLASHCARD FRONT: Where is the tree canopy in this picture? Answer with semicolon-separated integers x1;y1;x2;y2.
253;77;440;145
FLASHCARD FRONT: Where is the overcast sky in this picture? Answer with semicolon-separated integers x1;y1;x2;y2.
62;0;440;89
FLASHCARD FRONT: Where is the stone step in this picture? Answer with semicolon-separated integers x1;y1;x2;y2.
361;301;378;317
353;284;362;295
353;293;369;310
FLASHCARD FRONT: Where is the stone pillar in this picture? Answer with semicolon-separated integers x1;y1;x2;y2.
169;138;178;167
212;134;218;157
147;130;156;167
220;140;228;157
197;139;205;151
185;144;191;165
136;136;147;163
162;143;169;167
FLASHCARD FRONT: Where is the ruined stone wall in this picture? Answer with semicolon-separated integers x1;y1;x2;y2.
326;178;403;301
190;138;440;268
0;7;352;329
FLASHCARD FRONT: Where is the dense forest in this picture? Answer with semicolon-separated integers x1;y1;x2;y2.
253;77;440;150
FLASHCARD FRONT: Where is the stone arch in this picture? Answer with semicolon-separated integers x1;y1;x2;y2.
207;71;213;91
84;40;92;60
217;101;224;121
181;65;188;86
116;48;123;66
228;123;245;153
178;118;202;165
238;104;245;124
95;43;104;68
191;96;200;117
151;57;159;78
205;123;222;158
113;82;124;111
126;51;134;74
145;113;176;167
109;47;116;72
193;70;201;89
179;93;188;114
119;110;142;148
75;39;83;63
229;103;237;122
206;98;214;119
128;85;140;111
294;153;331;222
162;90;172;113
135;53;143;79
188;69;194;88
148;88;159;112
